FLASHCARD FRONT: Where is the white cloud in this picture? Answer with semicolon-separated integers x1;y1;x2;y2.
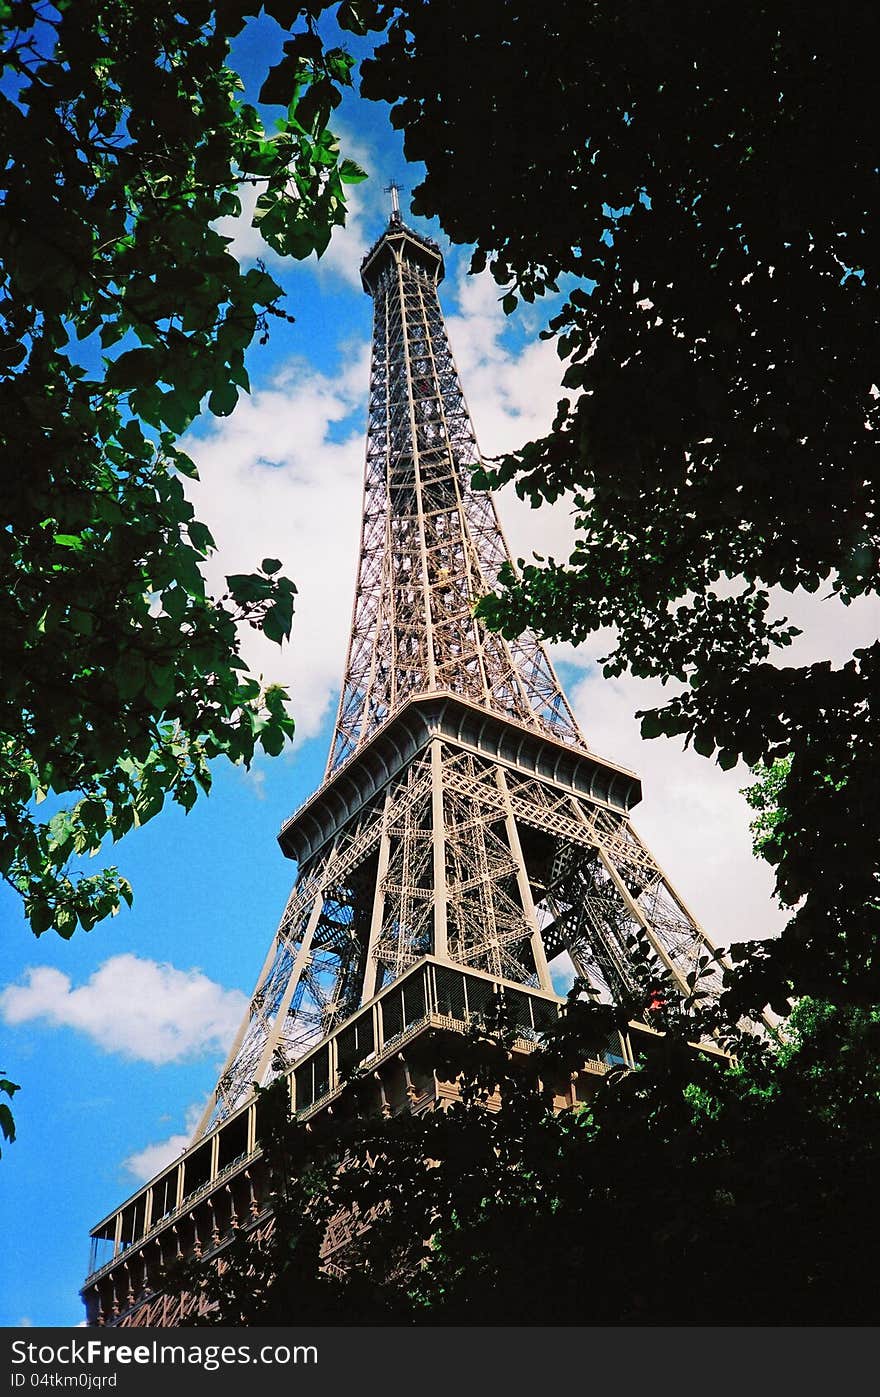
444;265;579;564
566;660;784;950
242;764;267;799
768;585;879;669
446;266;564;453
184;350;369;742
123;1102;206;1184
0;955;248;1066
555;594;878;952
213;179;271;266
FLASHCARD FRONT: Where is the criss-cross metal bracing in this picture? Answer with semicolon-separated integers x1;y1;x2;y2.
198;730;724;1135
327;215;583;775
195;214;727;1141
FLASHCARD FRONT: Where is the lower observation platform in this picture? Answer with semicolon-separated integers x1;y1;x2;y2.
81;956;637;1327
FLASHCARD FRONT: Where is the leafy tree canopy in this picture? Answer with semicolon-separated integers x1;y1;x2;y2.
174;990;880;1325
361;1;880;1015
0;0;375;938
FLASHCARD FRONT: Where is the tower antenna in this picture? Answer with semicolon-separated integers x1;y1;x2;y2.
384;179;403;223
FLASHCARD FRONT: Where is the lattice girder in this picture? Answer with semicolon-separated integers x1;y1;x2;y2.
328;215;584;773
198;732;727;1136
195;214;727;1142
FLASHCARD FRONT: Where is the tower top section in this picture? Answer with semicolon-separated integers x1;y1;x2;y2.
330;208;585;773
360;207;445;295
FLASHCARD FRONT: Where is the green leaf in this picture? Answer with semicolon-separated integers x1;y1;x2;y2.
0;1103;16;1148
174;779;198;812
55;906;77;939
339;158;369;184
337;0;370;36
692;730;715;758
157;390;198;435
208;381;239;416
116;652;147;701
227;572;273;604
243;267;283;304
262;596;294;644
189;520;216;555
105;347;157;388
173;453;200;480
260;723;287;757
28;901;53;937
639;712;664;739
259;55;302;107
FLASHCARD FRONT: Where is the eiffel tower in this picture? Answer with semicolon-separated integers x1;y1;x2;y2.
81;193;726;1326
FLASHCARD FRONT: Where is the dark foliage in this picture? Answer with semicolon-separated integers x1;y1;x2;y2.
360;1;880;1016
0;0;373;940
176;993;880;1325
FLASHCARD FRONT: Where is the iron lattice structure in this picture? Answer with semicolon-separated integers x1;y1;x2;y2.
83;205;732;1326
194;209;724;1141
328;213;582;771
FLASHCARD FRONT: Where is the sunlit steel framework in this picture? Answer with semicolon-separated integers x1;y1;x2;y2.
82;205;727;1326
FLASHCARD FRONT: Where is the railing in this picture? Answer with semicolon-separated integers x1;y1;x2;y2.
85;956;568;1286
83;1147;262;1287
84;954;717;1303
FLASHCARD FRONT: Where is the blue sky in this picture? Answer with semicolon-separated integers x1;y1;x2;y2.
2;12;878;1329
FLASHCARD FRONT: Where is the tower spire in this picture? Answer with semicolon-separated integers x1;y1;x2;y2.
384;179;403;223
